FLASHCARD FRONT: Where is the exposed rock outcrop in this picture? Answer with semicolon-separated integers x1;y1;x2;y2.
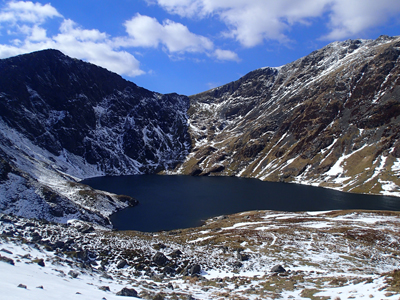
176;35;400;197
0;49;190;225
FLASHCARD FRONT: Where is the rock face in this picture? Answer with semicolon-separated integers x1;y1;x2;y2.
0;49;190;225
0;49;190;174
1;36;400;226
175;35;400;197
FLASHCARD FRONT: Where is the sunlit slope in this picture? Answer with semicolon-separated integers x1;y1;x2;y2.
176;35;400;197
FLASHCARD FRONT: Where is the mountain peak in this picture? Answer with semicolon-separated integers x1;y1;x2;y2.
179;35;400;197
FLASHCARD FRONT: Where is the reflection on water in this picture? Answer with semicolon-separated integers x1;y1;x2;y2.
82;175;400;232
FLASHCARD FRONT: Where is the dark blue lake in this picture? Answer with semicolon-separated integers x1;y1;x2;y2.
81;175;400;232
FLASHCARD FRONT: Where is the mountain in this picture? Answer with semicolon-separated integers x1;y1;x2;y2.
0;49;190;225
1;35;400;225
174;35;400;197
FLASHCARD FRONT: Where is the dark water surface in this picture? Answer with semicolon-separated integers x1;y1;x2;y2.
82;175;400;232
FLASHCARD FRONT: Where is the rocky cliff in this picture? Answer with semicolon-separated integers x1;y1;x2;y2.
175;35;400;197
1;35;400;225
0;49;190;225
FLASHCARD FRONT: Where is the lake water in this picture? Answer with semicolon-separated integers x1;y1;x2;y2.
82;175;400;232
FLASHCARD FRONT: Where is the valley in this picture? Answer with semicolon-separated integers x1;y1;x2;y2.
0;35;400;299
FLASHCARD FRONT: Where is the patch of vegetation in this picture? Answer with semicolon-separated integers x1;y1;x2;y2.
385;269;400;293
299;288;329;300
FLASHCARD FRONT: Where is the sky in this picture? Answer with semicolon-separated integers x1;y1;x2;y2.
0;0;400;95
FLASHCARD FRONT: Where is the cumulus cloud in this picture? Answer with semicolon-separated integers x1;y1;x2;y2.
0;0;62;24
153;0;400;46
116;13;238;61
213;49;240;61
0;1;144;77
122;13;214;53
323;0;400;40
0;1;239;79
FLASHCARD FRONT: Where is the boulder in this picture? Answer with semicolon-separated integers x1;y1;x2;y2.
169;249;182;258
271;264;286;273
53;241;65;249
232;261;243;268
68;270;80;278
116;287;138;297
152;252;169;266
152;243;166;250
36;258;45;267
163;266;175;275
0;255;14;265
31;232;42;242
236;251;249;261
189;264;201;276
116;259;128;269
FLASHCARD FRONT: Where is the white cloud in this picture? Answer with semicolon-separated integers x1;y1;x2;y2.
213;49;240;61
323;0;400;40
122;13;213;53
52;20;144;77
0;0;239;81
0;1;144;77
0;0;62;24
153;0;400;46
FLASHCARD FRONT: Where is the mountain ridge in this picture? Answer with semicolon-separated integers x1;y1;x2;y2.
1;35;400;225
173;35;400;198
0;49;190;225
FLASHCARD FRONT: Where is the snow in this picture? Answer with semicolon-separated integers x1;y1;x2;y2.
0;241;140;300
1;209;400;300
315;277;396;299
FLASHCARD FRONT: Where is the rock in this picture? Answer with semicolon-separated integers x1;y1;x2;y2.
99;286;110;292
152;252;169;266
152;243;166;250
31;232;42;242
3;230;15;236
101;272;113;280
116;259;127;269
116;287;138;297
169;249;182;258
68;270;80;278
236;251;250;261
271;264;286;273
153;294;165;300
36;258;45;267
53;241;65;249
17;284;27;289
0;255;14;265
189;264;201;276
79;225;95;234
163;266;175;275
0;248;13;254
232;261;243;268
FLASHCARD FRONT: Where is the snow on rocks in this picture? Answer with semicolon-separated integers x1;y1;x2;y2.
1;209;399;299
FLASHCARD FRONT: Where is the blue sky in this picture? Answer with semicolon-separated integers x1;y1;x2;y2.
0;0;400;95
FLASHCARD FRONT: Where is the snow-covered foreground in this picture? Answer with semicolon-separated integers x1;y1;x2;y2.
0;244;130;300
1;210;400;299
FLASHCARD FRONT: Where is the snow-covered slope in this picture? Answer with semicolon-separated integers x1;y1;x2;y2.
1;210;399;299
0;49;190;225
176;35;400;198
1;36;400;226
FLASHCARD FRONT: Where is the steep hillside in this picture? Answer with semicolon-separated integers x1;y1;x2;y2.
1;36;400;226
0;49;190;225
175;35;400;197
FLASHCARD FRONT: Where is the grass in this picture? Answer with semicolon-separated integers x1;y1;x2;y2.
385;269;400;293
